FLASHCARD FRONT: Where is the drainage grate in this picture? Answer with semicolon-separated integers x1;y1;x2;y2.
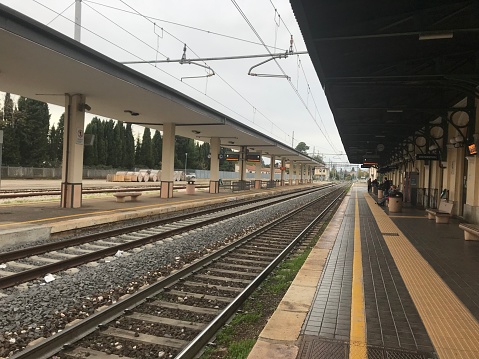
297;336;348;359
381;232;399;236
297;337;436;359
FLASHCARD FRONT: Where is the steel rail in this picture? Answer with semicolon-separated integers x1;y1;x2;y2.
0;186;332;288
0;186;325;264
175;190;345;358
10;186;345;359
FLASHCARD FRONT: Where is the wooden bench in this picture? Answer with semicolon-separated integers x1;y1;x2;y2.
426;200;453;224
459;223;479;241
113;192;142;203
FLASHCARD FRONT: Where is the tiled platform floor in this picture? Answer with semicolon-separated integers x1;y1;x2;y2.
250;184;479;359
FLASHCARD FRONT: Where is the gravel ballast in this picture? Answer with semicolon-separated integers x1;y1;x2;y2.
0;191;322;357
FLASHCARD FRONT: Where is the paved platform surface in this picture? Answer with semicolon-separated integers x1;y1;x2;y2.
249;184;479;359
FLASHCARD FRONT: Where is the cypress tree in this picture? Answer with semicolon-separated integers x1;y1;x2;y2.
124;123;135;169
152;130;162;168
16;97;50;166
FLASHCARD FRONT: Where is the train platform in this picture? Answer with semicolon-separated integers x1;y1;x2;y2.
0;179;312;249
249;184;479;359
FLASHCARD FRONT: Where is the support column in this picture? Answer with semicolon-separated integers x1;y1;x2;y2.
61;94;86;208
464;100;479;222
280;157;285;186
300;164;304;184
254;150;262;189
209;137;220;193
240;146;247;181
269;155;275;188
161;123;175;199
289;160;293;185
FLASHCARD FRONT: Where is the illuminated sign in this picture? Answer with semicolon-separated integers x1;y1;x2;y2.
225;153;240;161
468;143;477;155
246;153;261;162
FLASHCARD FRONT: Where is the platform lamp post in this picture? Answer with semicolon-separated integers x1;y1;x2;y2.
0;130;3;188
185;152;188;180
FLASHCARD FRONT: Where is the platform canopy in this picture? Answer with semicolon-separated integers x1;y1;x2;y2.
0;4;318;166
290;0;479;166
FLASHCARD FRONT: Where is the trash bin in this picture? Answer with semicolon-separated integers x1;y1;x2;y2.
388;194;403;213
378;189;383;199
186;182;195;195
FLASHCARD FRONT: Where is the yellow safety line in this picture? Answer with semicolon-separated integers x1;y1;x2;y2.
364;193;479;359
349;187;367;358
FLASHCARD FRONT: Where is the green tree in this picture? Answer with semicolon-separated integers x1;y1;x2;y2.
138;127;153;168
135;136;142;167
312;154;324;164
151;130;162;169
112;121;124;167
197;142;210;170
295;141;309;154
1;93;21;165
16;97;50;166
124;123;135;169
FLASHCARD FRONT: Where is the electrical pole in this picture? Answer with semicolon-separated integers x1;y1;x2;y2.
74;0;82;42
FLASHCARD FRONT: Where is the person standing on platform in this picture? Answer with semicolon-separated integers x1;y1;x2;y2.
382;177;391;196
367;177;372;192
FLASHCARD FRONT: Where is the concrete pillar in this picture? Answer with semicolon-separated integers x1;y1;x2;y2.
447;146;465;216
292;162;297;185
61;94;86;208
254;150;262;189
300;164;304;184
270;155;275;181
464;99;479;222
161;123;175;199
240;146;247;182
280;157;285;186
209;137;220;193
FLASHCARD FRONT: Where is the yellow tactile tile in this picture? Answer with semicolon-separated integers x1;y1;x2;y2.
349;189;367;359
365;194;479;359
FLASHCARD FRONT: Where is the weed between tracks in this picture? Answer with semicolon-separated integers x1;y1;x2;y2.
200;221;329;359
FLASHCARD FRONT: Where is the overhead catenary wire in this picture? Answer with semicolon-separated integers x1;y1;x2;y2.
33;0;303;146
268;0;339;153
46;1;75;26
116;0;295;143
83;0;289;53
231;0;338;153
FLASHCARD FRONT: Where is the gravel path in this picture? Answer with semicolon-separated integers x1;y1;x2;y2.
0;191;320;358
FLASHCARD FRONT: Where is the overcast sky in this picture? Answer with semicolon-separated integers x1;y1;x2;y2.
0;0;350;165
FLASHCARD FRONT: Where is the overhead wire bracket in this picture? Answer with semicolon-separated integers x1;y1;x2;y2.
179;44;215;81
248;36;294;79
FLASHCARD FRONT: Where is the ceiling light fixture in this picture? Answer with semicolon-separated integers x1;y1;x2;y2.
124;110;139;116
419;32;453;41
386;109;403;113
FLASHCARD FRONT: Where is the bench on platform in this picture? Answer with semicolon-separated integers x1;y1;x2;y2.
459;223;479;241
426;200;453;223
113;192;142;203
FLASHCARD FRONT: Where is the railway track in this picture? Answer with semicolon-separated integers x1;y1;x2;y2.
0;185;333;291
9;185;346;359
